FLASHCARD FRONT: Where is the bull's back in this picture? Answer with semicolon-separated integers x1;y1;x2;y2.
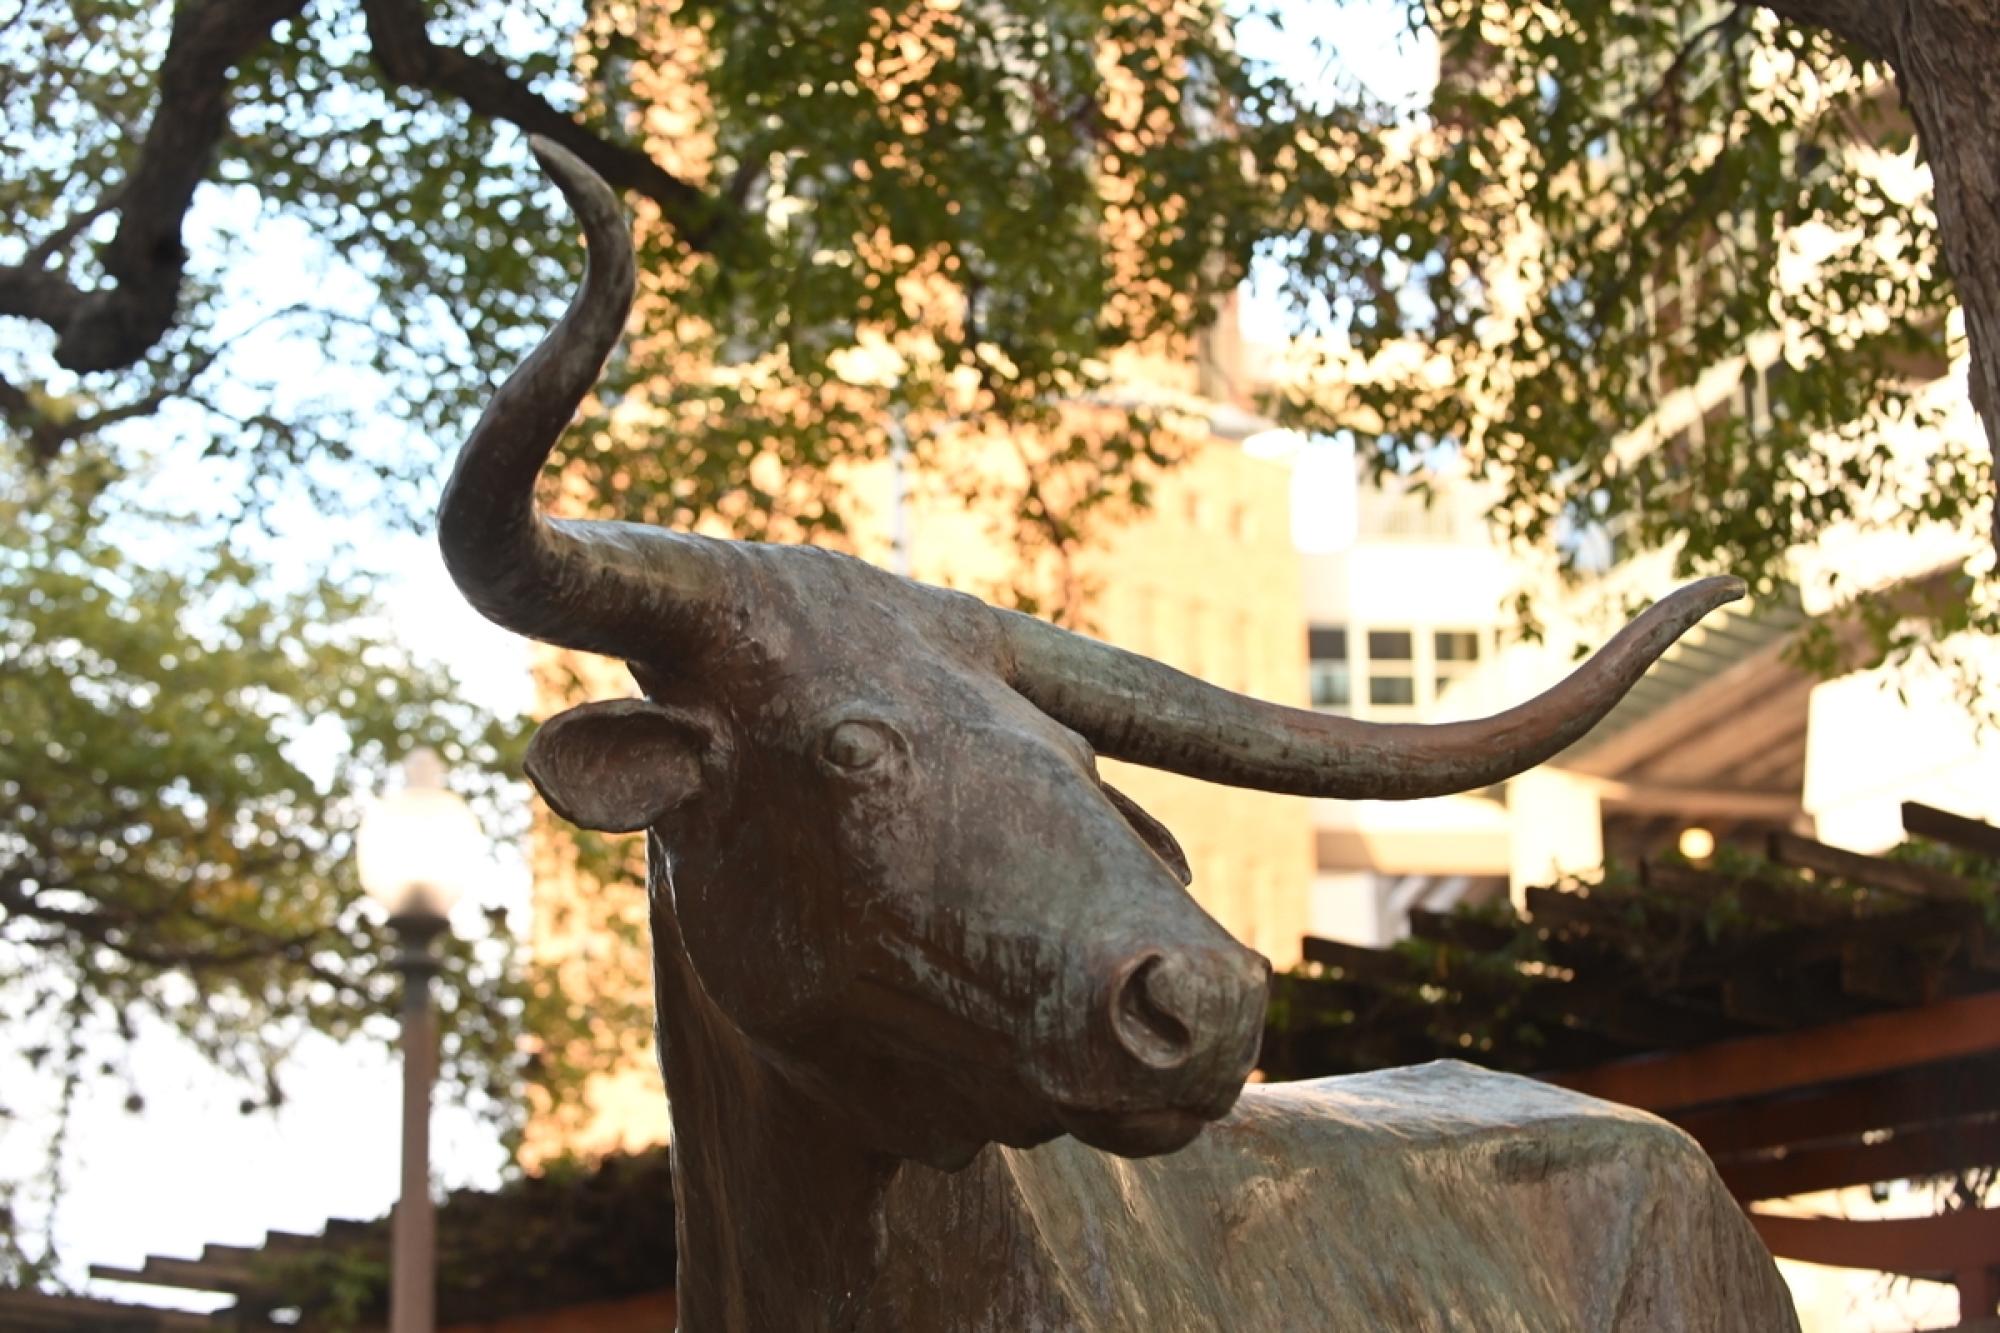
876;1061;1795;1331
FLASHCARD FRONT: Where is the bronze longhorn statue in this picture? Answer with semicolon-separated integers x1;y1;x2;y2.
438;142;1795;1331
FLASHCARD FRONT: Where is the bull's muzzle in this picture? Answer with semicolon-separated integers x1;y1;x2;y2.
1108;948;1269;1072
1058;941;1270;1157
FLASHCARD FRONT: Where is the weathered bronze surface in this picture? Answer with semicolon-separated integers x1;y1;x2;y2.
439;140;1792;1330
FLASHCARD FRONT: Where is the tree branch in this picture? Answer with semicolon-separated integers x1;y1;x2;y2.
0;0;735;383
358;0;731;248
1649;7;1754;128
47;0;311;374
0;315;239;464
0;265;80;328
1755;0;1901;62
0;371;52;460
1;865;334;973
24;193;120;270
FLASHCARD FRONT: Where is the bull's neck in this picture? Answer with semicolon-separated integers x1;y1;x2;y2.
646;882;899;1331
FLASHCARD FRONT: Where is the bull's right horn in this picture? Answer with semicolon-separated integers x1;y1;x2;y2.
996;577;1744;799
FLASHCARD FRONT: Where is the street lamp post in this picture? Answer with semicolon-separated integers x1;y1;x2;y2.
356;749;483;1333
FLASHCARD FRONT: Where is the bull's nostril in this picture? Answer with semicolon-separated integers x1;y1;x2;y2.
1111;954;1195;1070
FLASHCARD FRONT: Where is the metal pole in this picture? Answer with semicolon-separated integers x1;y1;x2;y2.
389;916;444;1333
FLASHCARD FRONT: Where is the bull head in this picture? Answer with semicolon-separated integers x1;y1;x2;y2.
438;140;1741;1167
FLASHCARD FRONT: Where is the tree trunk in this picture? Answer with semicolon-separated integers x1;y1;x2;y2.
1892;0;2000;560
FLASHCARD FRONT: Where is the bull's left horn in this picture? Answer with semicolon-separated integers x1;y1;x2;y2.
437;137;730;664
995;577;1743;799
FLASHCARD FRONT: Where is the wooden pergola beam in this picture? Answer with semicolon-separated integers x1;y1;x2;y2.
1639;860;1852;926
1719;1117;2000;1201
1906;802;2000;861
1406;908;1519;953
1547;989;2000;1112
1521;885;1919;1009
1747;1206;2000;1283
1521;887;1701;965
1301;935;1422;986
1769;831;1982;903
1676;1055;2000;1156
0;1287;220;1331
90;1256;259;1293
1293;935;1668;1064
1720;964;1867;1030
1407;907;1734;1037
1732;730;1809;789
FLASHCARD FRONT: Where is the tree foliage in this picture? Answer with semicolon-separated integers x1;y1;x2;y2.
0;446;547;1284
8;1;1995;623
1269;1;1993;655
0;0;1359;604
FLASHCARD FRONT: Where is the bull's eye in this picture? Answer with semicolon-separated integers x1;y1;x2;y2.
821;718;895;774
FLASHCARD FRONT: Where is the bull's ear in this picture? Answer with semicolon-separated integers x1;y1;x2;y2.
525;699;717;833
1102;782;1193;887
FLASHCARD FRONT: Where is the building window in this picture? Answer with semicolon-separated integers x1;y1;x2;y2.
1434;629;1482;700
1228;503;1251;543
1434;630;1480;662
1366;630;1415;708
1307;626;1350;711
1358;492;1463;542
1368;674;1416;707
1368;630;1413;660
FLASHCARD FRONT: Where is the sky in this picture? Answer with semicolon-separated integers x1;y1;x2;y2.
7;0;1438;1311
18;531;534;1310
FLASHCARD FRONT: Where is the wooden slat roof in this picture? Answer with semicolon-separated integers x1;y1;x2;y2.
1263;802;2000;1202
88;1149;675;1330
0;1289;220;1331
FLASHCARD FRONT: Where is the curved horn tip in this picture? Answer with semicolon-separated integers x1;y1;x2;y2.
1679;575;1749;614
527;135;621;219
